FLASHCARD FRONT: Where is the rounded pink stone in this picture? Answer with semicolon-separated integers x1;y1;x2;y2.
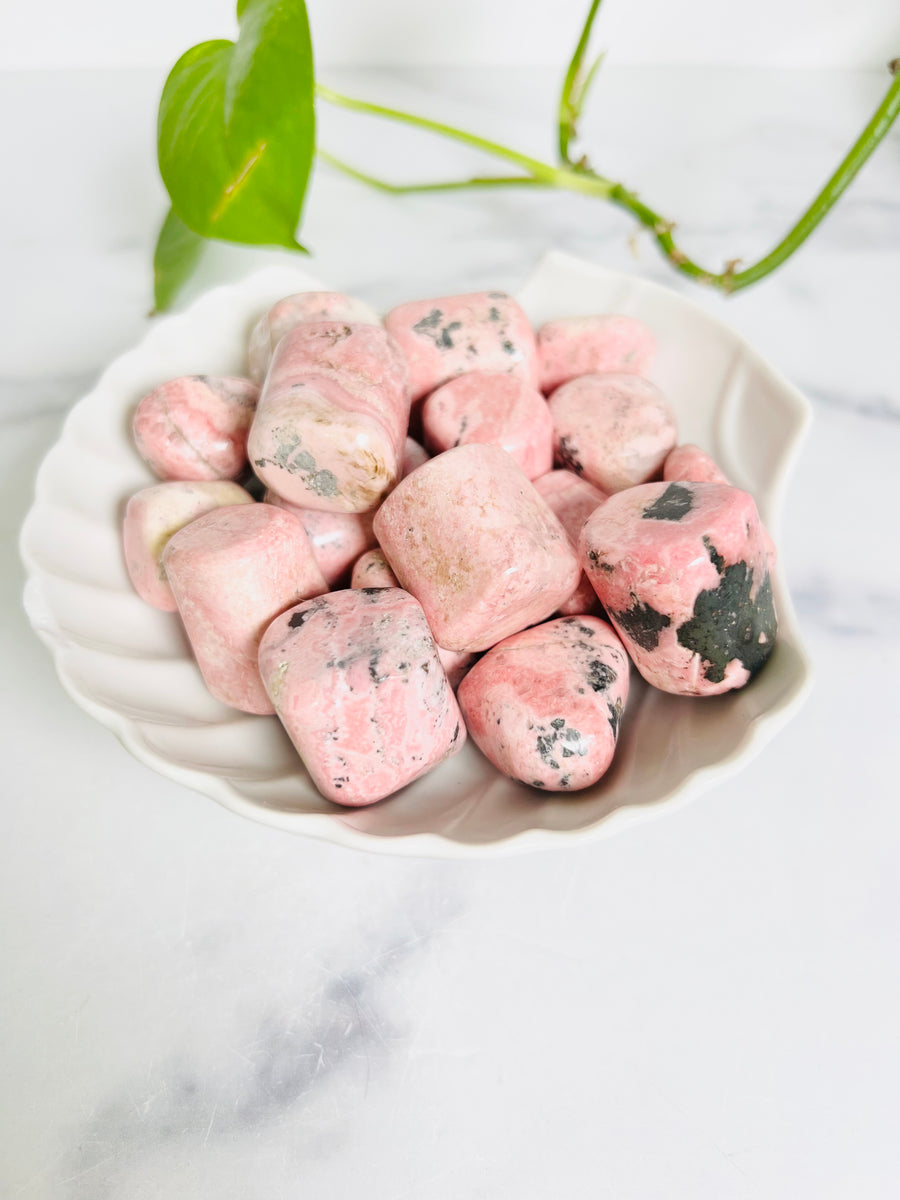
258;588;466;806
163;504;328;714
247;291;381;383
532;470;608;617
402;436;430;477
664;443;730;485
384;291;538;402
132;375;259;482
248;322;411;513
581;481;777;696
265;490;377;587
373;444;581;653
537;315;655;393
350;548;399;590
549;372;678;494
458;616;630;791
422;371;553;480
123;480;254;611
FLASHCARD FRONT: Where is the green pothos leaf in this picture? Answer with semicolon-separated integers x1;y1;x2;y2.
152;207;206;312
157;0;315;252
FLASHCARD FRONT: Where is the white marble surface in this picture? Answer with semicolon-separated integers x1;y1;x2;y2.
2;64;900;1197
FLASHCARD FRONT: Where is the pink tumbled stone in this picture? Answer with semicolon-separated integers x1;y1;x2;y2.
458;616;630;792
581;481;777;697
384;291;538;402
123;480;254;611
549;373;677;493
265;490;377;587
247;291;381;383
422;371;553;480
374;444;581;653
258;588;466;806
533;470;608;616
537;315;655;393
248;321;411;513
402;436;430;477
664;443;730;485
163;505;328;714
132;376;259;482
350;548;399;590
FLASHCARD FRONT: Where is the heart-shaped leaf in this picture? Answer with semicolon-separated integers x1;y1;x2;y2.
152;207;206;312
158;0;315;250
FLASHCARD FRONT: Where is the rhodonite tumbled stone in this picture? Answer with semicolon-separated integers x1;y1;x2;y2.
457;616;630;791
258;588;466;806
549;373;678;493
373;444;581;653
581;481;777;696
532;470;608;617
132;375;259;481
537;314;656;393
163;504;328;714
123;480;254;611
422;371;553;480
248;321;410;513
247;291;381;383
384;291;538;401
265;490;377;587
663;442;730;485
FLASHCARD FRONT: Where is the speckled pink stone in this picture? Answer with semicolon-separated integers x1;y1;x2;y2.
537;315;655;393
373;444;581;652
422;371;553;480
663;443;730;485
349;552;476;688
258;588;466;806
402;436;430;476
123;481;254;611
532;470;608;616
247;291;381;383
248;321;411;513
163;504;328;714
458;616;630;791
581;481;777;696
265;490;377;587
549;373;678;494
133;376;259;481
384;291;538;402
350;548;399;589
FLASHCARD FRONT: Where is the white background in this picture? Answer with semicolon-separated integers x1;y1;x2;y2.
4;0;899;70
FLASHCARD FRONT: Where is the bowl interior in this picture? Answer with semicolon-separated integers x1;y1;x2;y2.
20;251;812;855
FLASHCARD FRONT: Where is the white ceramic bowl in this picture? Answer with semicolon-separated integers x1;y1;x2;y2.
20;251;813;856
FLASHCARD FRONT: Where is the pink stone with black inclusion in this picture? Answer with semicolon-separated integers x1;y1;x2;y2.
581;481;777;696
248;321;411;513
258;588;466;806
457;615;630;791
384;291;538;402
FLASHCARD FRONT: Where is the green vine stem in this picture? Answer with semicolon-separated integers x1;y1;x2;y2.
317;58;900;295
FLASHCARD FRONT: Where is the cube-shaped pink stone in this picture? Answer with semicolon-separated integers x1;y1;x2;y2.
373;444;581;652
